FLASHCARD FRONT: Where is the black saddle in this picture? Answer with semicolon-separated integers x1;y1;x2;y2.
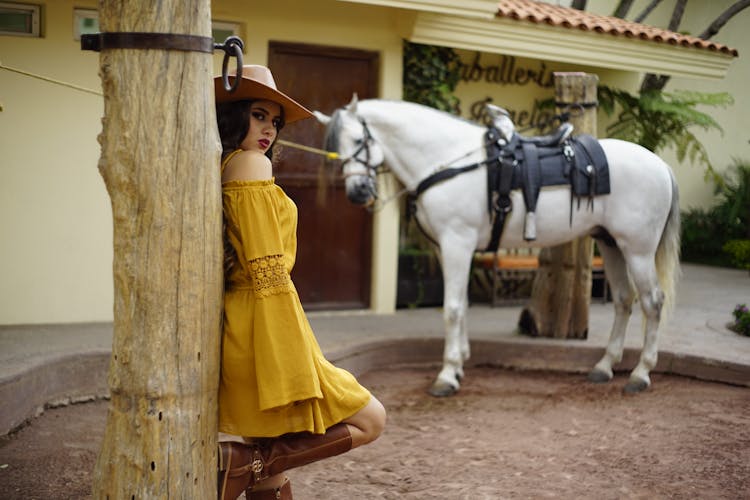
485;125;610;251
516;122;574;147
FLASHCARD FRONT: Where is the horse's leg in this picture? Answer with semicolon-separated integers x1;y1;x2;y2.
588;244;636;384
428;239;474;397
435;248;470;371
450;288;470;387
622;253;665;393
459;291;470;364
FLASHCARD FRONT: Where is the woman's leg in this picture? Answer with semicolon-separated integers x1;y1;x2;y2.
342;396;387;448
250;396;385;494
220;396;386;498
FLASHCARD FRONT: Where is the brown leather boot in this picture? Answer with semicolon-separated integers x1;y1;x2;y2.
217;423;351;500
218;441;251;500
246;477;292;499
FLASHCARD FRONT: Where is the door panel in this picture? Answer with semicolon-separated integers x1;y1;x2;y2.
268;42;379;309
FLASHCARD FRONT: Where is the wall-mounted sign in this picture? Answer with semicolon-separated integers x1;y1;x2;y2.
459;52;555;89
468;96;555;132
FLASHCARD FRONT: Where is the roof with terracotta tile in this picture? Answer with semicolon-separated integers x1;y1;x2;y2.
496;0;739;57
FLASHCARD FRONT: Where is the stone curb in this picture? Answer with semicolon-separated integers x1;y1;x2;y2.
0;350;110;437
4;337;746;437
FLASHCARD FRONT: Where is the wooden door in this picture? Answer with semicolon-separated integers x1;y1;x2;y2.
268;42;379;310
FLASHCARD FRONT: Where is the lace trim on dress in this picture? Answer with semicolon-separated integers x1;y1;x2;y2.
249;254;292;297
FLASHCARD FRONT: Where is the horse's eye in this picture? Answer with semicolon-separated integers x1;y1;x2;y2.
353;138;364;146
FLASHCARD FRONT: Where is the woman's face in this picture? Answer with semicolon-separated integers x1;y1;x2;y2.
240;99;283;154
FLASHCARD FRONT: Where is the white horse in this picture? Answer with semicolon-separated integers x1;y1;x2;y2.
315;96;681;396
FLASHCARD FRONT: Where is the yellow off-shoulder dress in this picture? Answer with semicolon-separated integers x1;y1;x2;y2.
219;153;371;438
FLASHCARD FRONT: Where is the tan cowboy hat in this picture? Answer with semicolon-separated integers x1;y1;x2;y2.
214;65;313;124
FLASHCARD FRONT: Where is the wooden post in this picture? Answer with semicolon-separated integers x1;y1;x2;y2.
519;72;598;339
91;1;223;498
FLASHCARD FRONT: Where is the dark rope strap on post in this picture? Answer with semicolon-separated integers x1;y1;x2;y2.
81;33;245;94
554;101;598;109
554;101;598;120
81;32;214;53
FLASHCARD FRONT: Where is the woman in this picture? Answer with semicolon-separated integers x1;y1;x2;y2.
214;65;386;500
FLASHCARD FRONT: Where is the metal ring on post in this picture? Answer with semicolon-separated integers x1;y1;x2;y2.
214;36;244;93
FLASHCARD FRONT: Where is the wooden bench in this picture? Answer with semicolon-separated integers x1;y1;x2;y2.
472;249;608;306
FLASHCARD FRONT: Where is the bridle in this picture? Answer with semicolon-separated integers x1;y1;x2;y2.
333;116;392;210
337;117;385;183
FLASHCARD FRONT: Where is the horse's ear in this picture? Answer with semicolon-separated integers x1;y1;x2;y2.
313;110;331;125
346;93;359;113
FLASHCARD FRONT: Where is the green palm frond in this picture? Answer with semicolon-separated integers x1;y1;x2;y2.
599;85;733;175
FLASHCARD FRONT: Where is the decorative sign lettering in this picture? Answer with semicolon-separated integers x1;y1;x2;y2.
457;52;556;132
459;52;555;89
468;97;555;132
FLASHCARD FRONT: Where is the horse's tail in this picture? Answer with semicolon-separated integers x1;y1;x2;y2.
655;168;682;318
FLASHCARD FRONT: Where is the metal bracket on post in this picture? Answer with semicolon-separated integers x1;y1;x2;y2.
213;36;244;93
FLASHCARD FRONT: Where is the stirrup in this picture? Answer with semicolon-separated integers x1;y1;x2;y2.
524;212;537;241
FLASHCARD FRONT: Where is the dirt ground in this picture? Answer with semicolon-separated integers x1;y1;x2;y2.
1;366;748;499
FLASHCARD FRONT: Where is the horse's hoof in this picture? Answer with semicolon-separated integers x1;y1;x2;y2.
623;379;649;394
428;380;458;397
587;369;612;384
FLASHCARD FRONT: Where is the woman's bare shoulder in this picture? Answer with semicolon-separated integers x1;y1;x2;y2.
222;150;272;182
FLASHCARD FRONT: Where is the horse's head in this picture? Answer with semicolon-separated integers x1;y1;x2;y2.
315;95;385;206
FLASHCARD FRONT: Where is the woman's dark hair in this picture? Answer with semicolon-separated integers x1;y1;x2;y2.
216;99;285;161
216;99;285;278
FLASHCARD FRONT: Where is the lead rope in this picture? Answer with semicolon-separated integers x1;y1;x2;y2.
276;135;492;213
0;61;102;97
276;139;340;160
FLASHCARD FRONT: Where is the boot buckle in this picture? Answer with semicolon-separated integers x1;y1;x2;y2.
251;450;264;482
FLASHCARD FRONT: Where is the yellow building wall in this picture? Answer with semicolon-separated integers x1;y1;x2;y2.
0;1;108;325
0;0;746;325
585;0;750;209
0;0;403;325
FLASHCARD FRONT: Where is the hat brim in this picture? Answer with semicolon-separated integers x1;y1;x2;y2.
214;76;313;124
